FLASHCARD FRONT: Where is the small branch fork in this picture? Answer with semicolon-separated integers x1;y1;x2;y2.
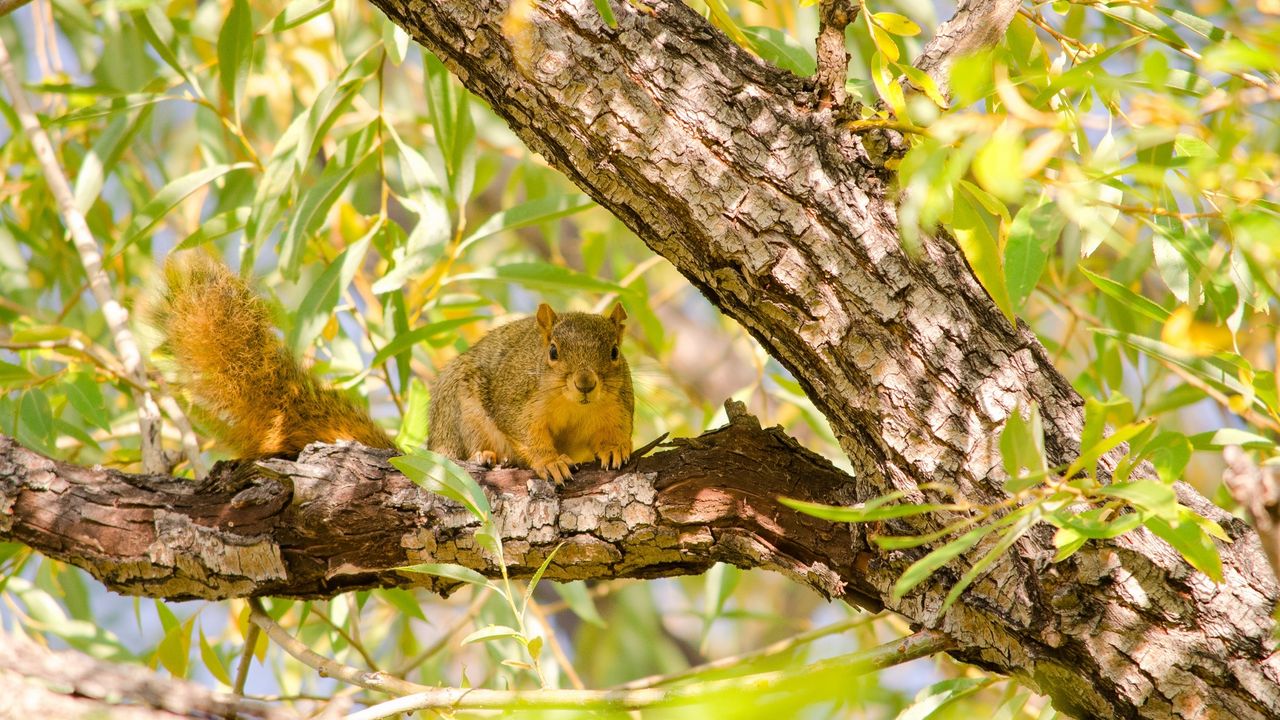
246;597;951;719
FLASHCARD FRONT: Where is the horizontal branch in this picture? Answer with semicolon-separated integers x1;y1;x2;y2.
0;402;880;609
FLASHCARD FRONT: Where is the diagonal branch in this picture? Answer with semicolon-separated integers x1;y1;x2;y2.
911;0;1024;94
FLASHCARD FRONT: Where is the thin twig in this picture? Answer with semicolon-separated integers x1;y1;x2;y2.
341;630;954;719
0;0;34;18
0;34;167;473
615;612;884;690
526;595;585;690
391;586;494;677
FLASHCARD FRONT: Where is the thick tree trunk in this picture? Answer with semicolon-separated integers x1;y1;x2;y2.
352;0;1277;717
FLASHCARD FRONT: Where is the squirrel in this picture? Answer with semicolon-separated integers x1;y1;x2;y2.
427;302;633;484
150;254;634;483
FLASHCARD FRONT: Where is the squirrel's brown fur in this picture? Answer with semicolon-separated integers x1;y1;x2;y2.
427;303;634;483
149;255;393;457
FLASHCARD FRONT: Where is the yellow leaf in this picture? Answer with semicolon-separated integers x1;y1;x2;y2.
973;128;1027;203
953;187;1016;324
1160;306;1233;355
872;12;921;36
866;13;900;62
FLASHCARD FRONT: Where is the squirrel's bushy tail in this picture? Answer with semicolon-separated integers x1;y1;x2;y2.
150;255;393;457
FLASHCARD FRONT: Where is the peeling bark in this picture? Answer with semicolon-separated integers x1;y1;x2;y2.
0;407;873;606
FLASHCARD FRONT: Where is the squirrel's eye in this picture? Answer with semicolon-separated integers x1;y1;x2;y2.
610;345;619;361
549;344;559;361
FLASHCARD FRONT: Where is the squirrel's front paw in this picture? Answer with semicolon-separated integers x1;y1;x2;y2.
531;454;574;485
470;450;498;466
595;444;631;471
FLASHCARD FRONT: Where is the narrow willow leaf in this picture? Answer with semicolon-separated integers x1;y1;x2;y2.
395;377;430;453
553;581;605;627
999;402;1047;492
115;163;253;252
271;0;333;31
447;262;633;296
891;524;993;600
1080;267;1171;323
1144;512;1223;582
953;186;1016;324
1005;200;1064;312
461;624;523;645
397;562;491;587
782;495;954;522
217;0;253;122
461;194;596;250
942;507;1038;611
287;221;377;353
743;26;816;77
872;11;921;36
369;316;484;367
392;449;491;520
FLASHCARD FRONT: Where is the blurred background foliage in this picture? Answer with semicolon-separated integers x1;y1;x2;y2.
0;0;1277;715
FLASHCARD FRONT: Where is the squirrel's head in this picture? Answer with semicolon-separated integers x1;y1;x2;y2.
536;302;629;405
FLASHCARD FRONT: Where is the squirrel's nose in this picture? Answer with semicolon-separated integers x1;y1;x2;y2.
573;371;597;394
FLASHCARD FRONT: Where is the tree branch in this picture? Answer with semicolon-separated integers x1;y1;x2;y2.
0;626;294;719
814;0;856;108
911;0;1024;94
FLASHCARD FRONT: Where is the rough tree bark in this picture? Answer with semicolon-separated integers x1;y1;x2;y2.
2;1;1278;719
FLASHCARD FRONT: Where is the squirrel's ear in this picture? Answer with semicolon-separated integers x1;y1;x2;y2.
536;303;557;338
607;302;627;324
607;302;627;339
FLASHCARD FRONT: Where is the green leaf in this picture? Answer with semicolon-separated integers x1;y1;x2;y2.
461;194;596;250
0;360;34;389
1080;267;1171;323
896;678;991;720
1144;510;1223;582
461;624;523;645
270;0;333;31
217;0;254;123
522;542;564;613
782;494;953;522
942;506;1038;611
397;562;491;587
743;26;816;76
288;221;377;353
115;163;253;252
157;612;193;677
175;207;250;251
1005;200;1064;312
392;449;491;520
18;390;54;453
376;587;427;622
973;129;1026;203
1099;480;1178;518
1191;428;1276;451
448;262;633;296
279;133;379;280
395;377;430;453
892;524;993;600
369;316;483;368
591;0;617;27
1000;403;1047;492
953;186;1016;324
552;581;605;627
67;372;111;432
